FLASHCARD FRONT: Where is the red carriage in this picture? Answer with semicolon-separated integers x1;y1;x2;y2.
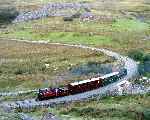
37;69;127;101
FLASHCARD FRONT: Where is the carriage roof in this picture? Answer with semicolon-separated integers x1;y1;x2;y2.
100;72;119;79
69;72;119;86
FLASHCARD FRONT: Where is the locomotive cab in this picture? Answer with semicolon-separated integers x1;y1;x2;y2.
37;87;69;101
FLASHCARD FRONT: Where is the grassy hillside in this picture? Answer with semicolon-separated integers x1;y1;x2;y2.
1;18;149;54
26;94;150;120
0;39;113;92
1;0;150;53
0;0;149;120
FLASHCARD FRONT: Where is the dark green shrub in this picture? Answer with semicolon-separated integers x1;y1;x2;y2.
14;69;25;75
81;107;95;115
138;64;145;75
143;109;150;120
69;108;81;116
143;61;150;72
143;54;150;62
63;17;73;22
128;49;144;61
71;13;81;18
0;6;19;25
138;53;150;75
84;8;91;12
128;50;150;75
69;108;79;112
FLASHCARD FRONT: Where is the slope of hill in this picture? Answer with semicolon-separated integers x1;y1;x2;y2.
0;0;149;120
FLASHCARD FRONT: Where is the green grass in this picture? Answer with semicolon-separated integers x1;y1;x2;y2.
27;94;150;120
0;108;21;120
0;39;113;92
1;17;149;54
3;31;112;45
112;19;149;32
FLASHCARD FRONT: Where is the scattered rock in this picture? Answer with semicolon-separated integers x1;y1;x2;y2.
41;113;61;120
13;2;91;23
19;113;35;120
143;36;150;41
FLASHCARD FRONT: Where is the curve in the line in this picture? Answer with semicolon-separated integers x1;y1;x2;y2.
0;40;138;111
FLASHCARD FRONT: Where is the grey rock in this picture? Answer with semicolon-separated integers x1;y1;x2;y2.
41;113;60;120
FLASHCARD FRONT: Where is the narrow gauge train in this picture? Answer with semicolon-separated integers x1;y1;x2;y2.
37;69;127;101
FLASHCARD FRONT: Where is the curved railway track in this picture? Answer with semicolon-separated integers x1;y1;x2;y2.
0;39;138;111
0;89;38;97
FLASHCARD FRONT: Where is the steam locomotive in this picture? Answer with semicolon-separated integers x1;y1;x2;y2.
37;69;127;101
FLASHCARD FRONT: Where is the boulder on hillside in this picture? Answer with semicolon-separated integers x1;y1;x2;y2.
41;113;61;120
0;2;19;25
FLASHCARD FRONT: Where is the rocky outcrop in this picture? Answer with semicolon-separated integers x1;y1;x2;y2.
41;113;60;120
13;2;91;23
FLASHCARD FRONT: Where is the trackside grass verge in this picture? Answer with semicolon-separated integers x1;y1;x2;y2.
27;93;150;120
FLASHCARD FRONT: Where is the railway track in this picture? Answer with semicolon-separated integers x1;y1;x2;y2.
0;89;38;97
0;39;138;111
